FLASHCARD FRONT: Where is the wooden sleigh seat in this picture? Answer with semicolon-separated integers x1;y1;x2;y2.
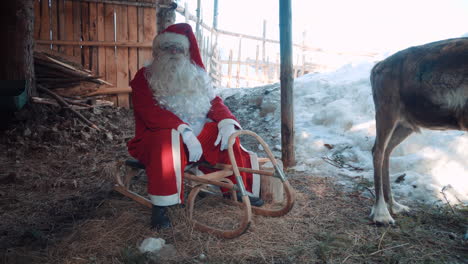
113;130;295;238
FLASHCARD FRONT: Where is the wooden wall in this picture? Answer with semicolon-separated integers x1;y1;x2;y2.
34;0;158;107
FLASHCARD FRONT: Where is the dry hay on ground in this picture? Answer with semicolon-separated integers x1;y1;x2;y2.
1;104;467;264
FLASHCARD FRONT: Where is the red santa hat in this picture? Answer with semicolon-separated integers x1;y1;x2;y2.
153;23;205;70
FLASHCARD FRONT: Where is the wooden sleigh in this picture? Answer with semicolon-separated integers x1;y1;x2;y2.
113;130;296;239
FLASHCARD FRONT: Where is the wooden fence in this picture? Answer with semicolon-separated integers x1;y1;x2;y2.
174;4;378;88
34;0;157;107
33;0;378;107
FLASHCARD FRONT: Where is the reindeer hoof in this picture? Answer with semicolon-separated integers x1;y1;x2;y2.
392;201;410;215
370;205;395;225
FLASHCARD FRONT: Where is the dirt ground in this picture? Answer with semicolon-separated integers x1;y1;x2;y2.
0;104;467;264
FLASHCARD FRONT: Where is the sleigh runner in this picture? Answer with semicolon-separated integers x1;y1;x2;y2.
113;130;296;238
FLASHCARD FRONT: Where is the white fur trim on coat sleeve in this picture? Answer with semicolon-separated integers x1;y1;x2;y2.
218;119;241;130
154;32;190;50
177;124;192;134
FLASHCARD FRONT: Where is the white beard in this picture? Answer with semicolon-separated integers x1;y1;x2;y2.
145;52;215;135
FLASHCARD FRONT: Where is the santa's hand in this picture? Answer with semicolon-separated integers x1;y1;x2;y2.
181;130;203;162
214;124;236;151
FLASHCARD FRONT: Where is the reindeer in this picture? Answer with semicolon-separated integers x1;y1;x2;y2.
370;38;468;224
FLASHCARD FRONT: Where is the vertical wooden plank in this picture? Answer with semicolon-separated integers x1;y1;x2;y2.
137;4;145;69
81;1;90;69
227;49;233;88
34;0;41;40
142;6;156;66
97;3;106;76
236;38;241;88
104;4;116;86
39;0;50;41
128;0;138;80
64;0;73;55
57;0;66;54
50;0;58;51
89;2;98;74
116;5;130;108
72;1;82;58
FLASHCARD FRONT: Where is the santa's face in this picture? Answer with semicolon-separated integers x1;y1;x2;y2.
154;42;188;64
145;41;215;132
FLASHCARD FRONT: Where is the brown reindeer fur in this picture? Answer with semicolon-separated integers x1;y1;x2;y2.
369;38;468;224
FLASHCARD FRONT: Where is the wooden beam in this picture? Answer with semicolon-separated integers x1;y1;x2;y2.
86;87;131;96
67;0;178;9
279;0;295;167
35;39;153;47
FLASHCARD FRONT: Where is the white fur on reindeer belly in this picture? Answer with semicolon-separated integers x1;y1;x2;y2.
431;85;468;111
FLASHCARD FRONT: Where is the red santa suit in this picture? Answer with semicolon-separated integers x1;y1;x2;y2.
127;23;260;206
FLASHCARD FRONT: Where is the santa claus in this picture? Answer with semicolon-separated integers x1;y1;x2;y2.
127;23;263;229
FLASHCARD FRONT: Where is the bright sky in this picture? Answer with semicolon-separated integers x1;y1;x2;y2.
180;0;468;53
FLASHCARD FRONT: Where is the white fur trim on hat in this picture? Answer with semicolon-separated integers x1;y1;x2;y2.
154;32;190;50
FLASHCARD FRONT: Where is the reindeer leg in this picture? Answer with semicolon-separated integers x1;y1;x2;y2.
383;124;413;214
370;109;398;225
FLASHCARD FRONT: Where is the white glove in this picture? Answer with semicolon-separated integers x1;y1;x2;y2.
181;130;203;162
214;124;236;151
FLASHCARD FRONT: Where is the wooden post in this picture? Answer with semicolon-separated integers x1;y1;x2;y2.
213;0;219;30
294;54;300;77
227;49;233;88
255;44;259;82
279;0;295;167
195;0;201;41
184;2;189;23
245;57;249;87
302;31;306;76
0;0;35;96
262;20;267;63
275;53;280;81
236;38;242;88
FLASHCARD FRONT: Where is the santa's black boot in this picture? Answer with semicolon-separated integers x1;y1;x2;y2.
151;205;171;230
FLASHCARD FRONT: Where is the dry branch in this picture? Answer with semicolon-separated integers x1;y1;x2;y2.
37;85;101;131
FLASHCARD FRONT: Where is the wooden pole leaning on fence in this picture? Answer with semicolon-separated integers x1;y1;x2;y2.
279;0;295;168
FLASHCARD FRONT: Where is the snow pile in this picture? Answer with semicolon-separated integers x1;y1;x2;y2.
219;61;468;205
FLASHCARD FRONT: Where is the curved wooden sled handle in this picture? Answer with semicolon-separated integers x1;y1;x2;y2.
185;180;252;239
227;130;296;217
